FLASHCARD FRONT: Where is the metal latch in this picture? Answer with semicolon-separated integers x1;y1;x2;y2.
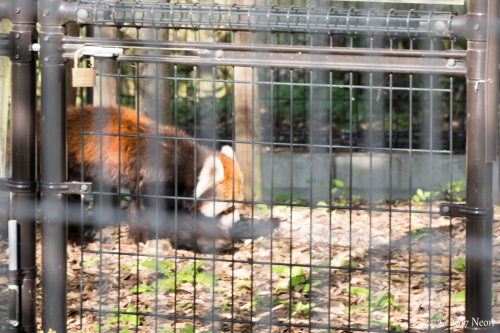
440;203;493;219
77;46;124;59
39;181;93;195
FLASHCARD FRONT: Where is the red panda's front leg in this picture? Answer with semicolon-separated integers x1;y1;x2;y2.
128;197;148;244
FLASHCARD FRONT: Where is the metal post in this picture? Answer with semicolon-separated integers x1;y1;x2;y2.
7;0;38;331
464;0;497;331
39;0;68;331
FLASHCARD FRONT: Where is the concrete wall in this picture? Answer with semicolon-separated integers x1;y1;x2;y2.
261;152;498;202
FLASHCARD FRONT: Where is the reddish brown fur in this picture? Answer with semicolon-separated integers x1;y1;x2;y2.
38;105;243;251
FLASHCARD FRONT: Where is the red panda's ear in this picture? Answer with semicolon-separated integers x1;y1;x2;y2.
196;155;225;198
220;145;235;160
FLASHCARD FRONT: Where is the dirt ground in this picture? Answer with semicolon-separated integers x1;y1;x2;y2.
1;201;499;333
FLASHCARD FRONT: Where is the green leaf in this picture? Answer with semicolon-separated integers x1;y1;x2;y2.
158;328;174;333
130;284;150;294
235;280;252;288
119;329;132;333
347;304;367;313
431;313;443;322
197;273;220;288
347;287;370;297
290;276;306;287
291;266;304;277
301;284;310;293
140;260;173;273
179;324;194;333
272;266;289;275
0;305;7;311
451;292;465;303
332;179;344;187
315;201;329;211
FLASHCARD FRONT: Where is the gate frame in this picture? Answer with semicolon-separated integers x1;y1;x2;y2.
0;0;37;332
0;0;498;332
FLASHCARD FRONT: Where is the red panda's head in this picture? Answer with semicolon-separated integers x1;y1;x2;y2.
195;146;244;229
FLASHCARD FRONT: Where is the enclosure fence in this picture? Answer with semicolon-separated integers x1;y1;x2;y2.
0;0;498;332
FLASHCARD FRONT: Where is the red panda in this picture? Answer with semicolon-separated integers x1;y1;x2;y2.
64;105;244;251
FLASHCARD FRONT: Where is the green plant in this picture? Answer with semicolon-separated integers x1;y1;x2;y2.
220;300;231;311
431;313;443;322
451;292;465;303
131;260;219;296
412;189;439;206
254;204;270;215
107;304;144;326
244;294;269;311
315;201;330;212
273;191;294;204
435;179;466;202
335;254;355;267
331;180;360;206
83;256;99;266
279;300;316;318
451;291;496;303
272;266;322;293
347;288;405;330
453;258;465;272
93;324;113;332
410;228;429;240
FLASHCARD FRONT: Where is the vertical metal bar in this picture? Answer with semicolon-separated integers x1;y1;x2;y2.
9;1;37;330
8;220;19;329
39;1;67;329
463;0;496;331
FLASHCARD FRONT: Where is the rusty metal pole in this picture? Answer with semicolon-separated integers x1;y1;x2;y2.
463;0;497;330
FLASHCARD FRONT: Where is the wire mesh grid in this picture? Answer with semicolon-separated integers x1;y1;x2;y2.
59;15;474;331
75;1;455;39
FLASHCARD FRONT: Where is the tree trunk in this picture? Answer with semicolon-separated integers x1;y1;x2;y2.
93;27;120;228
136;0;171;125
234;0;263;203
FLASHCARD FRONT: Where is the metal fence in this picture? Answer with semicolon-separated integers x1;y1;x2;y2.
0;0;498;332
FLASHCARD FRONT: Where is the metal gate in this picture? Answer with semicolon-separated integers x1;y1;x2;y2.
0;0;498;332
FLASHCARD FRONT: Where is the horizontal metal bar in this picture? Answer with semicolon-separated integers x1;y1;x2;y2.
61;39;467;75
74;1;455;38
0;33;9;57
74;52;467;75
63;35;468;59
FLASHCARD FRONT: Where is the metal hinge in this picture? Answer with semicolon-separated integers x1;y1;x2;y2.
439;203;493;219
38;181;93;195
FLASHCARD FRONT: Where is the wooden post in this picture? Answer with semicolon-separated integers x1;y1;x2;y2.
93;27;119;228
234;0;263;203
136;0;171;125
94;27;118;107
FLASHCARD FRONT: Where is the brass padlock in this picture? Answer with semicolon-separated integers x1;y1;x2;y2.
72;48;96;87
